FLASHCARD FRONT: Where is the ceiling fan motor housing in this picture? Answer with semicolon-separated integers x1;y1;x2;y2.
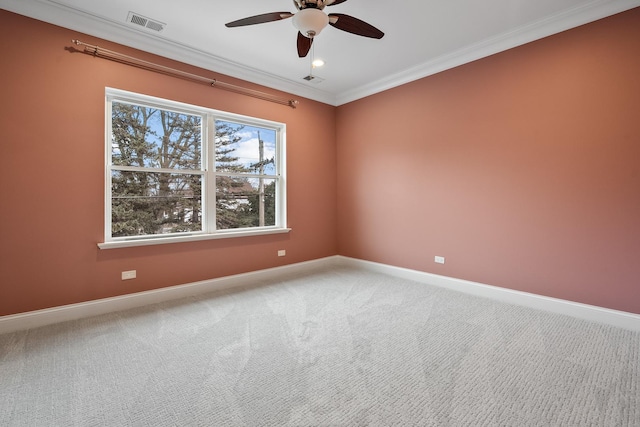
296;0;327;10
293;8;329;38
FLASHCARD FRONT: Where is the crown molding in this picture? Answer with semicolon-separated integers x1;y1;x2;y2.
335;0;640;105
2;0;638;106
0;0;339;105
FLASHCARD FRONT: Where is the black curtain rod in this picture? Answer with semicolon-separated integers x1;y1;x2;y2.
69;40;299;109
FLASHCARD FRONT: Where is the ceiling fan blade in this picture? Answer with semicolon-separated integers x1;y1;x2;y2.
297;32;313;57
326;0;349;5
328;13;384;39
225;12;293;27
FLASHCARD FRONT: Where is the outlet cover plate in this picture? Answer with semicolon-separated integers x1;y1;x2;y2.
121;270;137;280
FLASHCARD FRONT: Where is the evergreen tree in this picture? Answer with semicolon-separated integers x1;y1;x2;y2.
110;109;272;236
111;103;202;236
246;180;276;226
214;121;253;229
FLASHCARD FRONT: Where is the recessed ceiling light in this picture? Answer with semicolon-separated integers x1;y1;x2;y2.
312;59;325;68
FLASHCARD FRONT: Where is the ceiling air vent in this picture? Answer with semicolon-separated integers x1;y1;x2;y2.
126;12;165;32
302;75;324;84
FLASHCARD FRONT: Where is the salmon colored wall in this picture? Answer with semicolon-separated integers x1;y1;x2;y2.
2;9;639;318
336;9;640;314
0;10;337;316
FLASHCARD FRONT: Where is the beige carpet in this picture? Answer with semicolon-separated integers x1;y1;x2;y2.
1;265;638;426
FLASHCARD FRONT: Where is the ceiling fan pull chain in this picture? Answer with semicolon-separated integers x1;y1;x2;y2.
309;42;314;77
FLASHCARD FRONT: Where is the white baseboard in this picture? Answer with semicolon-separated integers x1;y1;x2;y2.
0;256;337;335
2;255;639;335
335;256;640;332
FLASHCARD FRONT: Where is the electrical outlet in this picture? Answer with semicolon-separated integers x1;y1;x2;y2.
434;256;445;264
121;270;137;280
278;250;286;257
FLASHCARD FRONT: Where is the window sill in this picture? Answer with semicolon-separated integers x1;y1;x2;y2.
98;228;291;250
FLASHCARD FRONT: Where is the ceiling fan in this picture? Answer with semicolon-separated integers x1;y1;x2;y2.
225;0;384;58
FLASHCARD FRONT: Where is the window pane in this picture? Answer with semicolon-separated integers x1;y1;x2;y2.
216;176;276;229
112;170;202;237
105;89;286;243
215;120;277;175
112;102;202;170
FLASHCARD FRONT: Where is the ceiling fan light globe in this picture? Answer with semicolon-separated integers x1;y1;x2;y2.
293;8;329;38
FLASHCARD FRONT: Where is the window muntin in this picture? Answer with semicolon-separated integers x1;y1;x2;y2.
104;88;286;245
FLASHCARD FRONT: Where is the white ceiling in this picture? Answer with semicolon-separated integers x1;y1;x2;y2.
2;0;639;105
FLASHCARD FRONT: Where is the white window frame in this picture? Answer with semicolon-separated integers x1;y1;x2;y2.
99;88;288;249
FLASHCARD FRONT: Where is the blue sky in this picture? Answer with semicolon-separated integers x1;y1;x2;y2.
216;121;277;175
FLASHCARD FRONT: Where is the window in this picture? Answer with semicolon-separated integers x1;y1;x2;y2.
100;88;287;248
